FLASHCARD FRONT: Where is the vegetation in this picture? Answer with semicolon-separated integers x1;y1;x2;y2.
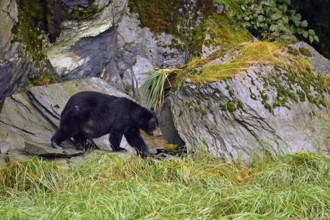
191;13;252;54
141;69;177;110
128;0;215;39
291;0;330;58
0;151;329;219
23;72;60;89
65;3;99;21
143;41;328;109
236;0;319;43
16;0;48;60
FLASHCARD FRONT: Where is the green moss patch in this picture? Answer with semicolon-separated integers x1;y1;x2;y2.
24;72;60;89
16;0;48;60
65;3;99;20
191;14;252;54
128;0;215;48
299;47;313;57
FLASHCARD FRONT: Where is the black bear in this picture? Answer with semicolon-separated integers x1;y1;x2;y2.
51;91;162;157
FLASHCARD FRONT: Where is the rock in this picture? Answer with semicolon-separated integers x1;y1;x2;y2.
107;12;188;97
0;154;8;165
288;42;330;75
46;0;127;78
161;42;330;161
0;0;18;57
24;142;83;157
7;149;34;162
0;0;33;101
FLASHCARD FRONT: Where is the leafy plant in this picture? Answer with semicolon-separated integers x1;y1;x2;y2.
236;0;319;43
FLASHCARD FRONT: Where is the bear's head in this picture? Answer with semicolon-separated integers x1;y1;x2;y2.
140;111;162;137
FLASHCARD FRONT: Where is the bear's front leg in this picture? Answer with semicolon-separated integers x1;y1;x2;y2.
124;128;151;158
109;132;127;152
73;132;88;151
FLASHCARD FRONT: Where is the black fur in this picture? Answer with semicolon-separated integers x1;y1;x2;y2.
51;91;161;157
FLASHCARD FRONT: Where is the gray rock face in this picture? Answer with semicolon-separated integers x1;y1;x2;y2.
161;43;330;161
0;0;32;101
0;78;130;161
46;0;127;78
106;12;188;97
46;2;188;98
288;42;330;75
0;43;33;102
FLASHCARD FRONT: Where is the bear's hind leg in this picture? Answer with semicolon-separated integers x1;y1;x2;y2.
109;132;126;152
124;128;151;157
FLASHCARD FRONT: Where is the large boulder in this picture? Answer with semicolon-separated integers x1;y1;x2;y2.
160;42;330;161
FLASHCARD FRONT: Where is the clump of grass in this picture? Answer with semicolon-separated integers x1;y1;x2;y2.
0;151;329;219
179;41;313;84
0;158;62;192
141;69;177;110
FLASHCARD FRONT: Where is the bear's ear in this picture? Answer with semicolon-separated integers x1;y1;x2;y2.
150;107;155;112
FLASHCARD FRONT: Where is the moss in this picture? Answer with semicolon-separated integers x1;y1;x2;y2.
264;103;273;112
287;46;300;56
66;3;98;20
194;106;207;116
260;91;269;102
297;90;306;102
229;89;235;97
206;101;212;110
191;13;252;54
128;0;215;39
16;0;48;61
299;48;312;57
24;72;60;89
219;101;237;112
164;144;178;152
226;102;237;112
219;103;227;111
178;110;183;117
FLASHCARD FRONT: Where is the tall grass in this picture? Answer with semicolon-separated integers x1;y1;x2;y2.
0;151;329;219
141;69;176;110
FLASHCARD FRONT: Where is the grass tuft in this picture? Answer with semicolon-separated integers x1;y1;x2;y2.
0;152;329;219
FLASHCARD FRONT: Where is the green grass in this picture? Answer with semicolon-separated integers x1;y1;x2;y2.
0;152;329;219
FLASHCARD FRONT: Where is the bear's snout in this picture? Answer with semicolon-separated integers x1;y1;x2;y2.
151;127;162;137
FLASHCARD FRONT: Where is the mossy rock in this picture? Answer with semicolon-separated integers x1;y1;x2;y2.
299;47;312;57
